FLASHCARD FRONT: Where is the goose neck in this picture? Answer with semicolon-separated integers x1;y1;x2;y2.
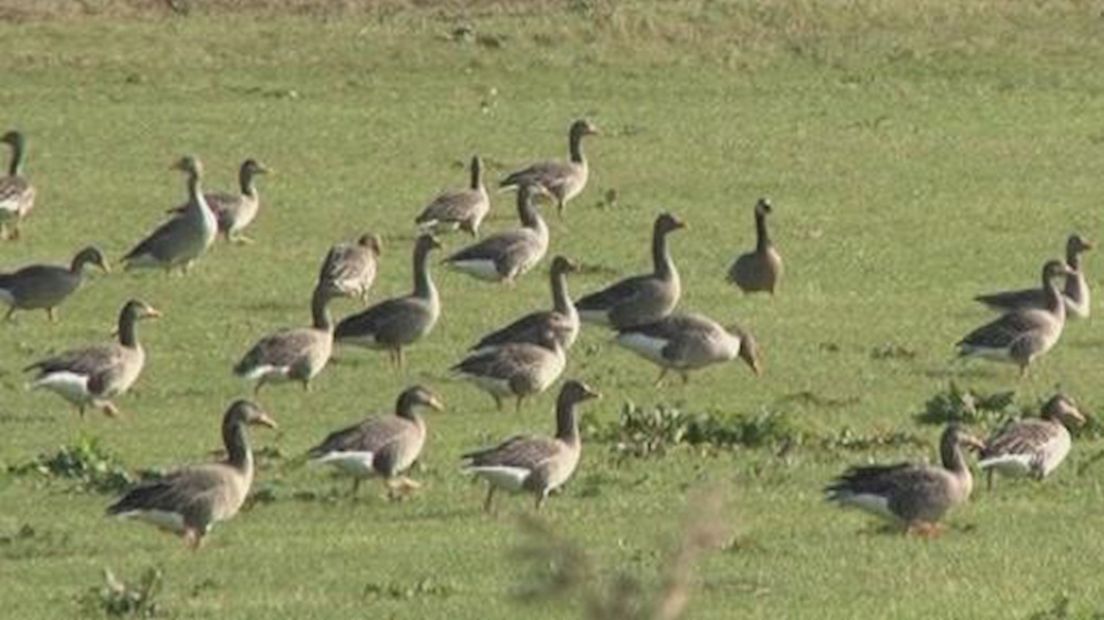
554;400;580;443
413;243;437;300
652;228;676;279
311;288;333;331
569;130;585;164
117;309;140;349
755;211;771;252
6;137;24;176
551;270;574;315
223;419;253;473
1043;276;1067;318
240;167;258;198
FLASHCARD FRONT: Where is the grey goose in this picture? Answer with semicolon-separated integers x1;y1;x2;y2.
469;255;580;354
0;246;109;321
979;393;1085;488
452;329;566;412
234;286;335;393
316;233;382;303
168;158;269;244
975;234;1092;319
727;198;783;295
415;156;491;236
0;130;35;240
615;312;761;385
444;183;550;284
500;119;599;217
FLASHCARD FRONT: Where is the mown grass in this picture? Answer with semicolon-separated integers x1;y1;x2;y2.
3;1;1104;617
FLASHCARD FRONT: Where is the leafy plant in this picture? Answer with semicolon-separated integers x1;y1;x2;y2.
363;577;458;600
819;426;928;452
9;436;133;494
79;567;163;618
914;382;1019;426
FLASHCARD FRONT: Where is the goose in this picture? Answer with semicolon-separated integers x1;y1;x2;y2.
121;155;218;274
727;198;783;295
576;213;685;329
233;286;334;393
334;234;441;369
500;119;599;217
24;299;161;417
468;255;580;354
956;259;1075;376
168;159;269;244
415;156;491;236
0;130;35;240
975;234;1092;319
615;313;761;385
106;400;277;549
452;330;565;412
825;424;985;536
316;233;382;303
463;380;599;512
444;183;550;284
0;246;109;321
308;385;445;498
979;393;1085;489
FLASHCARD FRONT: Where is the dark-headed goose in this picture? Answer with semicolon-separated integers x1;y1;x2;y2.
0;246;109;321
500;119;599;217
979;393;1085;488
415;156;491;236
469;255;579;354
615;312;761;385
234;287;334;393
975;234;1092;319
727;198;783;295
444;183;550;284
0;130;35;240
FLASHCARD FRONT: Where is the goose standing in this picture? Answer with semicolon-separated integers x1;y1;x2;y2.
463;380;600;512
469;255;580;354
576;213;685;329
308;386;444;498
956;260;1075;376
979;393;1085;488
825;424;985;536
24;299;161;417
334;234;441;369
316;233;382;303
233;287;335;393
106;400;277;549
452;330;565;412
121;155;218;274
0;130;35;240
615;313;761;385
168;159;269;244
727;198;783;295
444;183;550;284
975;234;1092;319
415;156;491;236
0;246;109;321
500;119;599;217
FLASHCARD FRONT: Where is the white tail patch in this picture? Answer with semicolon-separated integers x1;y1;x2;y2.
239;365;290;382
0;288;14;306
978;454;1033;477
465;465;531;492
32;371;92;404
447;259;502;281
615;333;671;365
117;509;188;534
312;451;377;477
832;492;897;521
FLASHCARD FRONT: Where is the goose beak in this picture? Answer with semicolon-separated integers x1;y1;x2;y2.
427;395;446;412
256;412;279;430
99;259;112;274
962;435;986;452
143;307;163;319
585;387;602;400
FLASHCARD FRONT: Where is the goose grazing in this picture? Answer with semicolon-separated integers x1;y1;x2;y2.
469;255;580;354
444;183;550;284
106;400;277;549
415;156;491;236
122;155;218;274
308;385;444;498
0;130;35;240
576;213;685;329
0;246;109;321
334;234;441;369
727;198;783;295
956;259;1075;376
979;393;1085;489
825;424;985;536
975;234;1092;319
24;299;161;417
615;313;761;386
500;119;599;217
462;380;600;512
233;287;334;394
452;330;565;412
168;159;269;244
316;233;382;303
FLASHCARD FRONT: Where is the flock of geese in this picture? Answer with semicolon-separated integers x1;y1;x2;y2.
0;119;1091;547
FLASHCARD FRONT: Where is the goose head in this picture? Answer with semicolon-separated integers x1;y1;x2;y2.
558;379;601;407
755;197;773;217
570;119;600;139
171;155;203;177
941;424;986;457
416;233;443;253
727;324;762;376
655;212;687;235
123;299;163;322
226;399;279;430
74;246;111;274
358;232;383;257
1068;233;1093;257
550;255;579;276
0;130;24;149
1042;259;1076;283
1041;393;1086;428
517;181;552;205
241;159;269;177
398;385;446;413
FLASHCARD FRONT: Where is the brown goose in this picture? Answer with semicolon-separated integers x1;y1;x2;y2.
444;183;550;284
316;233;382;303
615;312;761;385
335;234;441;369
106;400;277;549
469;255;579;354
462;380;600;512
825;424;984;536
233;287;334;393
168;159;269;244
452;330;565;412
24;299;161;417
576;213;685;329
956;260;1074;376
0;246;109;321
0;130;35;240
727;198;783;295
979;393;1085;488
415;156;491;236
500;119;599;217
308;385;444;498
975;234;1092;319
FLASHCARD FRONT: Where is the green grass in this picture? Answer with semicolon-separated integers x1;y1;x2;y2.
3;1;1104;617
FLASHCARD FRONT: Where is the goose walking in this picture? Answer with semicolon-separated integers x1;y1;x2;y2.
24;299;161;417
0;130;35;240
727;198;783;295
615;313;761;385
500;119;599;217
469;255;579;354
415;156;491;236
316;233;382;303
106;400;277;549
463;380;600;512
825;424;985;536
576;213;685;329
453;330;565;412
308;386;444;498
168;159;269;244
444;183;550;284
0;246;109;321
233;287;335;394
979;393;1085;488
335;234;441;369
975;234;1092;319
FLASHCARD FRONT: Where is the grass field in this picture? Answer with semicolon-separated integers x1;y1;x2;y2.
3;1;1104;617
